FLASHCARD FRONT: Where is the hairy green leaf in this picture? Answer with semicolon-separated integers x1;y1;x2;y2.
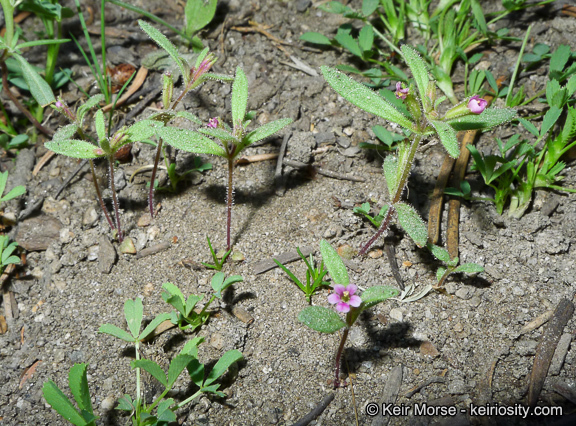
319;239;349;285
241;118;292;148
361;286;399;310
45;140;104;159
159;127;226;157
395;202;427;247
430;120;459;158
298;306;347;334
13;54;55;107
231;67;248;126
446;107;517;131
321;66;415;131
453;263;484;275
401;45;430;111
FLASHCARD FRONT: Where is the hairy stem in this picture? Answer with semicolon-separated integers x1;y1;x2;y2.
108;156;123;242
89;159;115;230
360;135;423;254
226;156;234;251
0;61;54;137
333;327;349;388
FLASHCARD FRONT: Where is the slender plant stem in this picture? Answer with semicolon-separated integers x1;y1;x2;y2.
135;342;141;418
0;0;14;50
506;24;532;107
333;327;349;388
226;156;234;251
175;390;204;409
89;159;115;230
148;138;164;217
359;135;423;255
108;156;123;242
0;61;54;137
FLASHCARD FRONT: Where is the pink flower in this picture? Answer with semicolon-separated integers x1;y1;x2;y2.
207;117;219;128
55;100;63;108
395;82;409;100
468;95;487;114
328;284;362;313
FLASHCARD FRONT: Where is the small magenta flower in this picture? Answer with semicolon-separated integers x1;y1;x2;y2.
328;284;362;313
395;82;409;100
55;100;63;108
207;117;219;128
468;95;487;114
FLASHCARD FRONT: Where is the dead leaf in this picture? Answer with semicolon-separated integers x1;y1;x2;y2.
102;67;148;112
19;360;42;389
0;315;7;334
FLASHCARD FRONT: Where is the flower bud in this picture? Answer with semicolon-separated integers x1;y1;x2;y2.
444;96;488;121
467;95;487;114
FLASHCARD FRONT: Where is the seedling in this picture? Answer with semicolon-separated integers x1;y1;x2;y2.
353;202;389;229
156;67;292;251
42;364;97;426
298;240;398;388
45;97;164;242
202;236;232;271
45;297;242;425
137;20;233;217
322;45;515;261
0;234;21;274
162;272;242;331
0;170;26;205
274;247;329;304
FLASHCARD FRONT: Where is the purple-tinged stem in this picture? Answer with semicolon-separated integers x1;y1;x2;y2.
359;207;394;255
333;327;350;388
89;159;115;231
108;156;123;242
359;134;423;254
226;156;234;251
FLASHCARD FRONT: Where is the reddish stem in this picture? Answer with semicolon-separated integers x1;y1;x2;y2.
359;206;395;255
333;327;349;388
89;159;115;230
108;156;123;242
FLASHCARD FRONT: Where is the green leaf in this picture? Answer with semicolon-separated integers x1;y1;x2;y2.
68;364;92;414
361;286;399;310
212;273;243;298
181;336;204;358
319;240;349;285
77;95;104;125
98;323;134;343
162;282;186;315
53;124;78;141
184;294;202;318
231;67;248;127
300;32;332;46
358;25;374;54
446;107;517;131
159;127;227;157
241;118;292;148
131;359;167;387
0;172;7;200
273;259;306;293
428;244;451;263
116;395;134;411
175;111;202;125
470;0;487;34
198;127;239;143
138;20;189;82
383;154;399;195
167;354;196;388
436;266;447;282
125;120;164;142
156;398;176;422
395;202;427;247
298;306;347;334
13;54;55;107
95;110;106;141
204;350;243;387
518;117;539;137
16;38;70;50
321;66;415;131
334;27;362;58
139;312;171;341
42;381;87;426
1;185;25;202
549;45;571;77
401;45;430;110
362;0;380;16
124;298;143;339
45;140;104;159
186;358;205;387
185;0;217;36
430;120;460;158
540;106;562;138
453;263;484;275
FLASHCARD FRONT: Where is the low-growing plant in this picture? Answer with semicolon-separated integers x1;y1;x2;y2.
162;272;243;331
201;236;231;271
156;66;292;252
46;96;164;242
298;240;398;388
0;234;21;274
43;297;243;425
321;45;515;273
274;247;329;304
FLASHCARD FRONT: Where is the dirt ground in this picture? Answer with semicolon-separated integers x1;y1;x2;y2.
1;0;576;425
